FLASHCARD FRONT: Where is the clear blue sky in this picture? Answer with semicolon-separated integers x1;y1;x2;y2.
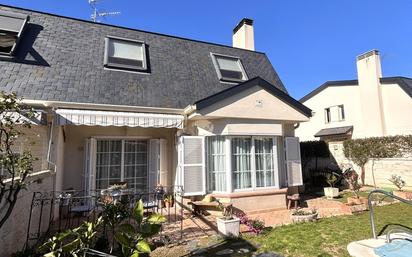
2;0;412;99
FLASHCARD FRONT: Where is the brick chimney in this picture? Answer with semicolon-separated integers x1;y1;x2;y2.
232;18;254;51
356;50;386;136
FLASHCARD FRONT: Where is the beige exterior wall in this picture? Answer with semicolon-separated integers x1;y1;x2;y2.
193;85;309;122
0;172;54;257
15;125;49;172
232;20;254;51
61;125;177;191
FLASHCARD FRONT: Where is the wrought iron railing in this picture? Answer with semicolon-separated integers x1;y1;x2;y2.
25;185;184;249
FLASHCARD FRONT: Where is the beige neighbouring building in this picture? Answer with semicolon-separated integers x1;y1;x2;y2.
296;50;412;189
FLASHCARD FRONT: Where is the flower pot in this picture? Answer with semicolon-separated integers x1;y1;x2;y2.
393;190;412;200
324;187;339;199
216;217;240;237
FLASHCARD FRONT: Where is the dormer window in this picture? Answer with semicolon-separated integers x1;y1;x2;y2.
0;10;29;56
211;53;248;82
104;36;147;72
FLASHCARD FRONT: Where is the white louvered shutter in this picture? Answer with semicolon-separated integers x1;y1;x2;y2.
148;139;160;192
179;136;205;196
159;139;168;186
84;138;96;196
285;137;303;186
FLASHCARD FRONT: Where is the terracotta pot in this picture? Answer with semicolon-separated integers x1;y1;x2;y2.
393;190;412;200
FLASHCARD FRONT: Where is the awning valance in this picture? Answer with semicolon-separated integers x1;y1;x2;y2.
55;109;184;129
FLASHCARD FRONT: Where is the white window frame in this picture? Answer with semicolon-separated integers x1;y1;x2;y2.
206;135;280;194
338;105;345;121
210;53;248;83
91;137;150;191
104;36;148;72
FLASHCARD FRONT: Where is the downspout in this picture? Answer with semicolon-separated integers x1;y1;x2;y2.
47;110;57;174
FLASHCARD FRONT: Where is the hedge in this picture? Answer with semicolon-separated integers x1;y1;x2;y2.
343;135;412;167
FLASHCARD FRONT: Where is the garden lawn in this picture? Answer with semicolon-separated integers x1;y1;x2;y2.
245;203;412;257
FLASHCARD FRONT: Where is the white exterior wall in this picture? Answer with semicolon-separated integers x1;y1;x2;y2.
381;83;412;136
296;85;362;141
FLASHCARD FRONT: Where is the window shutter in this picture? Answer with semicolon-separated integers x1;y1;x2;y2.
159;139;168;187
178;136;205;196
285;137;303;186
84;138;96;195
148;139;160;192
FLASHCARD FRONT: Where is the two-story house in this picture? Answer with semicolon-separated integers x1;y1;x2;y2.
0;3;311;237
296;50;412;186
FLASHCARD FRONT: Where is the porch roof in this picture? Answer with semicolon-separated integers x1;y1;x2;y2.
55;109;184;129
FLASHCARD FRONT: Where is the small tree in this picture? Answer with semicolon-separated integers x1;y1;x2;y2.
343;139;371;186
0;92;36;230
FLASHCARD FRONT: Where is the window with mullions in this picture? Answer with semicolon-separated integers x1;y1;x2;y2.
211;54;248;82
206;136;278;192
206;136;226;192
95;139;148;191
104;36;147;71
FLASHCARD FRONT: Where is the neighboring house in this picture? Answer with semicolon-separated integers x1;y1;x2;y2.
296;50;412;187
0;3;311;222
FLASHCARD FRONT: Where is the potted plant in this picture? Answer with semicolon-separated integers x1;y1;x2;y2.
216;201;240;237
164;194;174;208
389;175;412;200
291;208;318;223
343;168;367;206
324;174;339;199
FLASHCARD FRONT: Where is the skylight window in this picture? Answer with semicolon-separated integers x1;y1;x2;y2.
0;10;29;56
104;36;147;72
211;53;247;82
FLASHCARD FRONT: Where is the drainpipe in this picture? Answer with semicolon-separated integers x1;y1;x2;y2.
47;110;57;174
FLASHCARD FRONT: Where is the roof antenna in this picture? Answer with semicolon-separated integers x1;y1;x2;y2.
89;0;120;23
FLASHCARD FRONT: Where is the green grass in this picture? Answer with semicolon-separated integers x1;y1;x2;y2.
245;203;412;257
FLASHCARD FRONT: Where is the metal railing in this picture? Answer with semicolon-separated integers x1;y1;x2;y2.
368;189;412;239
25;186;185;249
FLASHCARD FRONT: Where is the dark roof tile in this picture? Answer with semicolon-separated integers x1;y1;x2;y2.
0;5;286;109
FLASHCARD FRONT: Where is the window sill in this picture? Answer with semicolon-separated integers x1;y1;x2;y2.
212;188;287;199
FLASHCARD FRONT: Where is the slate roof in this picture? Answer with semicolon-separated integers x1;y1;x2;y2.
300;77;412;103
314;126;353;137
0;5;287;110
195;77;312;117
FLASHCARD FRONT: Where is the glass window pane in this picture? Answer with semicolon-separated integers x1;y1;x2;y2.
216;56;241;71
206;136;226;192
109;39;143;61
232;137;252;189
255;138;275;187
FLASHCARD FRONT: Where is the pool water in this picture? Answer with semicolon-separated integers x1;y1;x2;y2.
374;239;412;257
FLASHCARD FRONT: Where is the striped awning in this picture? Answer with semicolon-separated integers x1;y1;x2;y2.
55;109;184;129
0;110;46;125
